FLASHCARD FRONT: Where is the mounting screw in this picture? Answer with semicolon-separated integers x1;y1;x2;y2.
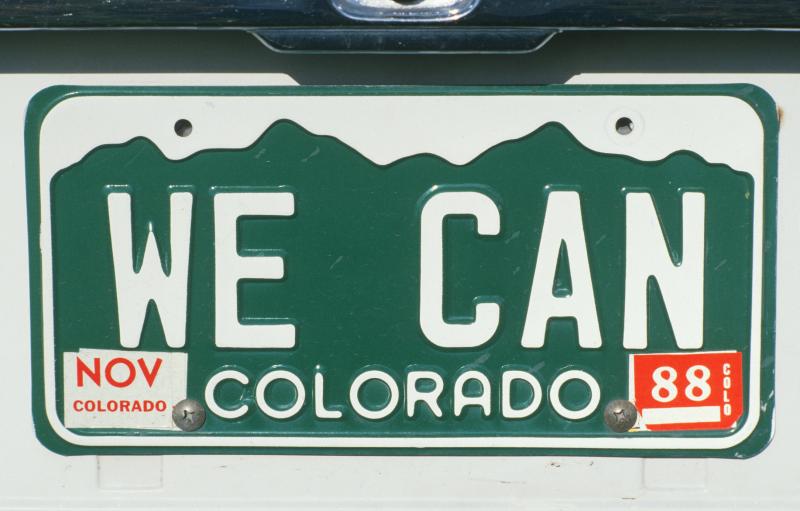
172;399;206;432
604;399;638;432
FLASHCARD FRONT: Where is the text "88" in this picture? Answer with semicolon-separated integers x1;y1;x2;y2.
652;365;712;403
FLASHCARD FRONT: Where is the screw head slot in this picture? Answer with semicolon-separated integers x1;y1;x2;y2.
604;399;638;432
172;399;206;431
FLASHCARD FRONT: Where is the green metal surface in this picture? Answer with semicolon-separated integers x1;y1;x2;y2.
26;85;777;456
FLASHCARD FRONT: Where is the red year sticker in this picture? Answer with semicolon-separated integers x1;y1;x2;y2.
629;351;743;431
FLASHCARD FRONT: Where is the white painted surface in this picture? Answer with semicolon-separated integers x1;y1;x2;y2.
0;43;797;510
643;458;707;490
642;406;722;425
95;455;163;490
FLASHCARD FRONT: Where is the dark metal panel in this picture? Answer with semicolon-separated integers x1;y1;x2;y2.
475;0;800;28
0;0;798;29
254;28;556;53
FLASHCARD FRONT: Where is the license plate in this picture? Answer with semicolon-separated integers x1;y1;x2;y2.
27;85;776;456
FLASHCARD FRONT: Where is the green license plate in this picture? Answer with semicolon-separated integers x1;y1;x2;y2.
26;85;776;456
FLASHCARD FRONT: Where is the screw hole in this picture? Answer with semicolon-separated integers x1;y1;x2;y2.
174;119;193;137
615;117;634;136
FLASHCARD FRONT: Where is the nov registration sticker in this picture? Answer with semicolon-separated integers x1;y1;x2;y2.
26;85;776;456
